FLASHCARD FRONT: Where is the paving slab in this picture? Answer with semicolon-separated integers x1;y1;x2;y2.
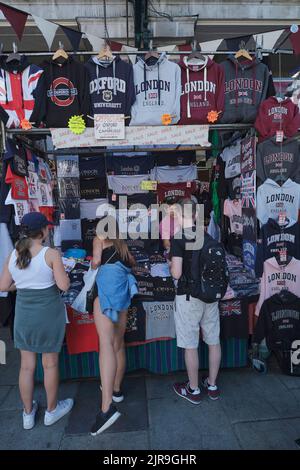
0;381;80;411
60;431;149;450
0;386;11;406
218;369;279;423
277;374;300;390
148;393;238;450
233;418;300;450
146;373;187;400
0;409;67;450
65;377;148;435
0;327;14;352
0;349;20;386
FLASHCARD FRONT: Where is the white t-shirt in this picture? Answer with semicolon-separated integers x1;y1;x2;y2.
223;199;243;235
221;139;241;179
107;175;149;194
151;165;197;183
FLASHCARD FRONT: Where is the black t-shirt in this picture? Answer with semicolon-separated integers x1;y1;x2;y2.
81;218;98;255
59;198;80;220
80;177;107;199
170;227;196;295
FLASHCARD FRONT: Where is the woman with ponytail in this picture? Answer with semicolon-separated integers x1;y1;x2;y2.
0;212;74;430
90;216;137;436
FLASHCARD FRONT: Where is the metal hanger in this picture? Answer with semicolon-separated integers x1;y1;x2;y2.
52;41;68;61
6;42;21;63
144;40;160;62
187;39;206;63
235;40;253;61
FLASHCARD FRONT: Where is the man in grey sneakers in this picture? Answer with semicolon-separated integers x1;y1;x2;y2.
169;199;221;403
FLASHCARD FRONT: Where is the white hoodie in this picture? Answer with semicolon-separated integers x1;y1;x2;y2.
130;53;181;126
257;178;300;225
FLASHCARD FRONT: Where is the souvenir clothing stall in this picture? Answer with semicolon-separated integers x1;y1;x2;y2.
1;42;300;380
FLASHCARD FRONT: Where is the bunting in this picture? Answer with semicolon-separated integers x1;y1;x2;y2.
60;25;83;51
0;2;28;40
32;15;58;50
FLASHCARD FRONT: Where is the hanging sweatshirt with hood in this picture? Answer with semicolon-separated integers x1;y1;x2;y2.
31;56;91;128
257;178;300;226
130;53;181;126
220;56;269;123
85;55;135;119
178;56;225;124
255;96;300;141
255;218;300;277
0;55;43;128
256;136;300;184
255;257;300;316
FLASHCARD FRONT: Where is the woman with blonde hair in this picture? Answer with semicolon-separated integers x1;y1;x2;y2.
90;216;137;436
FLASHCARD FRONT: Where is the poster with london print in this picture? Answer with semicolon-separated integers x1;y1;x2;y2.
242;207;257;242
241;135;256;174
241;170;256;209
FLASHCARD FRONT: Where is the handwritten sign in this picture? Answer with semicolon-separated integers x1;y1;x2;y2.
94;114;125;140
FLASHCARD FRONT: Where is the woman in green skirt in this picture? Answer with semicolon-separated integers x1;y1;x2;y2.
0;212;74;430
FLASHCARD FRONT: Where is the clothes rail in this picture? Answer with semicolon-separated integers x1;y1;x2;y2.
0;49;294;57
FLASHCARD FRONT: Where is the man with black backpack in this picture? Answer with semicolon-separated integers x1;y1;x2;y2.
170;198;228;404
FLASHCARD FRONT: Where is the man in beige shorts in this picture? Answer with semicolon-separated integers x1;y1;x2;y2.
169;199;221;404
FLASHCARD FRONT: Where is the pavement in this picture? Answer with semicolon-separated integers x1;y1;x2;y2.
1;326;300;450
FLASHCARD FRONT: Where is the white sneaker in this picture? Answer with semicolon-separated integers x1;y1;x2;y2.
23;401;38;430
44;398;74;426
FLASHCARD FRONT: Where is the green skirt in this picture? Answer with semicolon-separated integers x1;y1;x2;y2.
14;285;66;353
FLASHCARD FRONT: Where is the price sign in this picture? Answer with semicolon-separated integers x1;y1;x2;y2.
94;114;125;140
140;180;157;191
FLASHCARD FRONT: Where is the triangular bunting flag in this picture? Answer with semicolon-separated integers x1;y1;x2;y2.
121;44;138;65
0;2;28;40
225;35;252;51
109;41;123;52
60;25;83;51
32;15;58;50
84;33;105;52
289;27;300;55
199;39;223;59
254;29;285;51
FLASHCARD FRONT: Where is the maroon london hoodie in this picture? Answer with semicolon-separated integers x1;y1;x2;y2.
178;56;225;124
255;96;300;141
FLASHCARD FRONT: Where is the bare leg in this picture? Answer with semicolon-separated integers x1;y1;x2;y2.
94;297;116;413
42;353;59;412
208;344;221;386
184;348;199;390
19;350;36;414
113;310;127;392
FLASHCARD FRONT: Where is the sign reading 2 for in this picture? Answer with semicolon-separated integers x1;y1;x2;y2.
291;340;300;366
0;340;6;365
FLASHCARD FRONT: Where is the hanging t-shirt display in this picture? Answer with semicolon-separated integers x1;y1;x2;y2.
178;56;225;124
225;175;242;200
130;53;181;126
81;218;99;255
151;165;197;183
256;178;300;225
220;56;269;123
31;56;91;127
107;175;149;195
157;181;196;203
153;151;196;167
107;154;154;175
80;198;108;219
58;177;80;199
256;137;300;184
79;155;106;179
219;299;248;340
242;240;257;277
125;298;146;344
224;199;243;235
59;199;80;220
255;96;300;141
59;219;82;241
11;176;29;200
220;139;241;179
255;257;300;316
255;218;300;277
85;55;135;117
143;301;176;341
79;177;107;200
108;192;156;209
242;207;257;242
56;155;79;178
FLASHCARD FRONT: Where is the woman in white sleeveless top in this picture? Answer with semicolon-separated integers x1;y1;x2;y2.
0;213;74;430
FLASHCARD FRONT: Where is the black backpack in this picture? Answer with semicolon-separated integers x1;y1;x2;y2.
189;233;229;303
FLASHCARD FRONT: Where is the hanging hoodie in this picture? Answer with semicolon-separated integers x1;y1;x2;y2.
0;55;43;128
31;56;91;128
255;218;300;277
85;55;135;119
256;136;300;184
220;56;269;123
256;178;300;226
178;56;224;124
255;257;300;316
130;53;181;126
255;96;300;141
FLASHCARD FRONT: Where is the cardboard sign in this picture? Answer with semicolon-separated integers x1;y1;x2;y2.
94;114;125;140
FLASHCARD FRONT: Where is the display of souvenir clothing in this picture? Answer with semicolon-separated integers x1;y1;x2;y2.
255;96;300;141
